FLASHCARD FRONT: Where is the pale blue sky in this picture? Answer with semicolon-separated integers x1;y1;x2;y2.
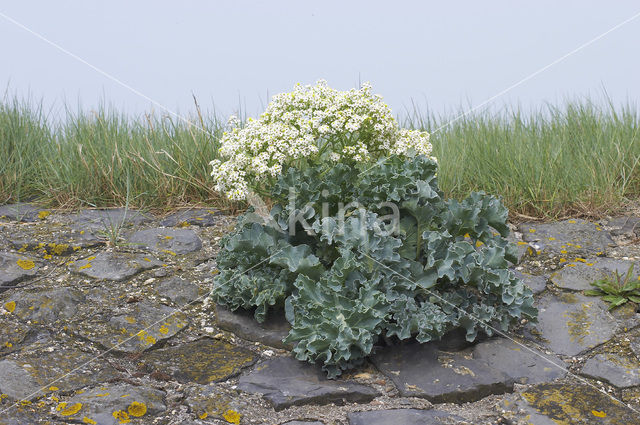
1;1;639;121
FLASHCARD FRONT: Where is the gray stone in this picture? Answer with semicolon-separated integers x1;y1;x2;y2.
186;384;252;423
347;409;465;425
69;251;162;281
127;227;202;254
0;316;31;355
0;252;39;291
160;208;222;227
215;304;292;350
9;231;104;256
0;346;120;400
0;203;43;222
606;216;640;238
238;357;380;411
4;287;84;324
472;338;566;384
155;276;201;307
371;343;512;403
581;353;640;388
0;406;60;425
550;258;638;291
283;422;325;425
501;383;638;425
54;382;166;424
507;231;530;264
530;292;618;356
520;219;615;257
513;271;547;294
139;337;257;384
67;208;152;232
72;300;189;353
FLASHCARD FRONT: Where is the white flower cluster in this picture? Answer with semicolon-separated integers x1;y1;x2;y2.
210;80;433;200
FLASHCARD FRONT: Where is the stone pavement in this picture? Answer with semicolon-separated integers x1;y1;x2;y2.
1;204;640;424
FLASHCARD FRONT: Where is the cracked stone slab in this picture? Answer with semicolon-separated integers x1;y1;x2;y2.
126;228;202;254
68;251;162;281
155;276;201;307
0;203;46;222
238;357;380;411
0;252;40;291
520;219;615;257
284;421;325;425
71;300;189;353
472;338;566;384
529;292;618;356
513;271;547;294
54;382;166;425
66;208;152;232
550;258;639;291
371;343;513;404
0;346;121;401
215;304;292;350
3;287;85;324
139;337;257;384
581;353;640;388
347;409;465;425
501;383;637;425
160;208;222;227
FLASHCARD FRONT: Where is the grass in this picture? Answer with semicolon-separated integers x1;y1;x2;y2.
1;95;639;219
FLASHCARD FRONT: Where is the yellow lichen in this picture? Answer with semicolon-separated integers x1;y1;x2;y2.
568;220;576;223
112;410;131;423
199;412;209;419
82;417;97;424
4;301;16;313
49;386;59;391
127;401;147;417
96;392;110;397
528;228;536;233
52;244;69;256
16;259;35;270
548;237;556;241
38;210;51;219
158;325;169;335
161;249;177;256
58;402;82;416
43;254;52;260
4;342;12;348
19;400;31;406
223;409;241;424
145;335;157;345
79;263;92;270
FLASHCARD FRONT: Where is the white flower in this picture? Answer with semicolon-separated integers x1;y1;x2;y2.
210;81;435;200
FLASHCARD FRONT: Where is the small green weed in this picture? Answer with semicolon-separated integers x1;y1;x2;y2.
585;264;640;309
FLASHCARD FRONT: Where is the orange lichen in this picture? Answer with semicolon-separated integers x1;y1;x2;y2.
127;401;147;417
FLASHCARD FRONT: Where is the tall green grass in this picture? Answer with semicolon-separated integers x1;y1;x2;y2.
1;96;639;218
407;101;640;219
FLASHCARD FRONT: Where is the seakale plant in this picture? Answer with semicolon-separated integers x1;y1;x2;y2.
211;155;537;378
585;264;640;310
